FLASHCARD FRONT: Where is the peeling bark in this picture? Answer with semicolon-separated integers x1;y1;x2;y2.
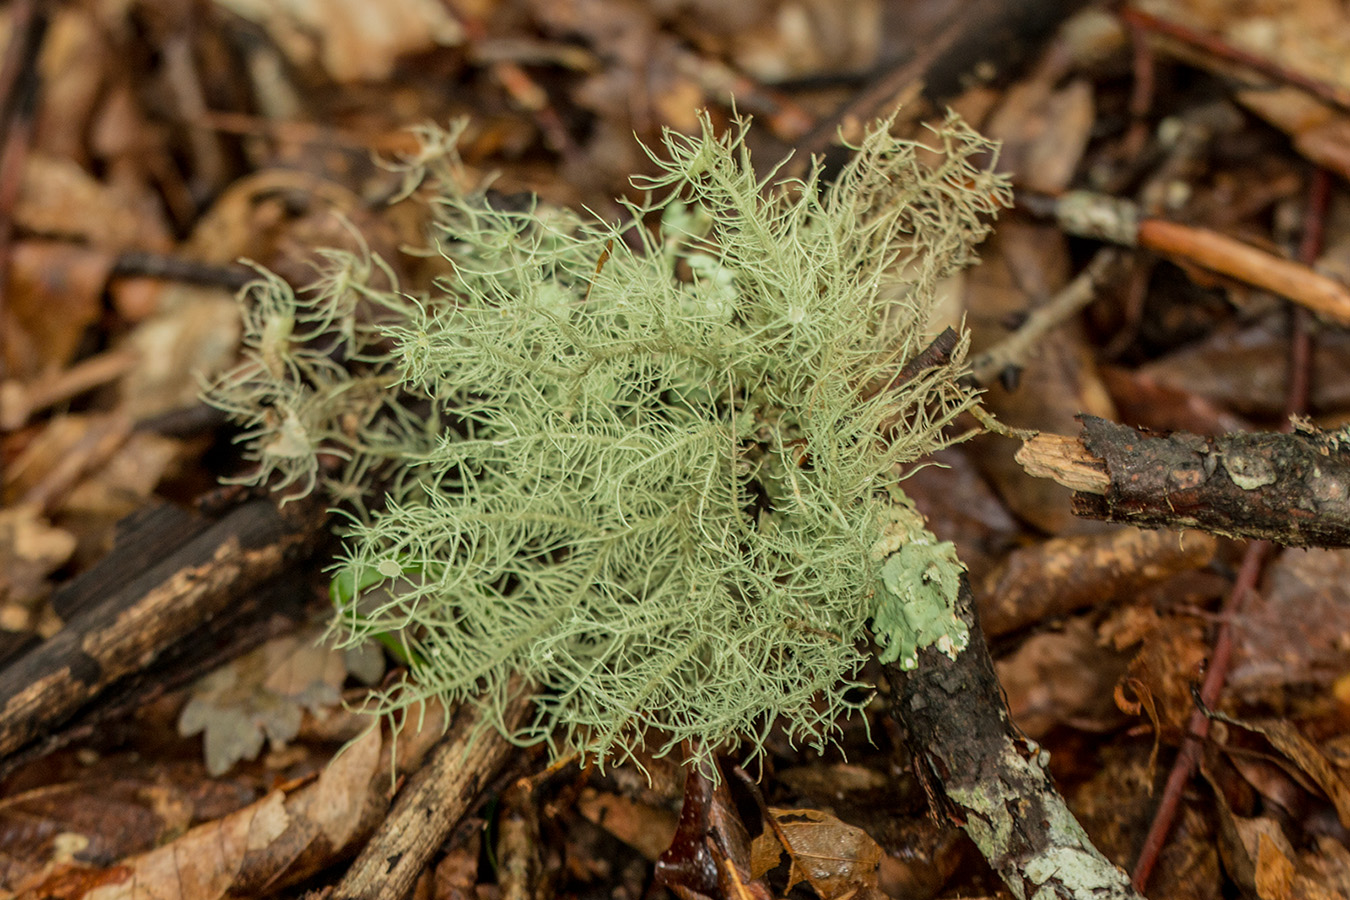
1043;416;1350;546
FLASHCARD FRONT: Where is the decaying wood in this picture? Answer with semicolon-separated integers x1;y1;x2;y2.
0;497;327;761
0;572;313;782
49;501;213;621
1015;431;1111;493
332;693;532;900
889;576;1142;900
1016;416;1350;546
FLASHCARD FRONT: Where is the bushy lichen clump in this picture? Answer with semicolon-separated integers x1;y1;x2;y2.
206;114;1009;767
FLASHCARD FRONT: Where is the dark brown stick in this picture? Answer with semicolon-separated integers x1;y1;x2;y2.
1130;165;1333;891
332;693;531;900
111;251;253;291
1016;417;1350;547
889;576;1142;899
0;497;326;761
1130;542;1269;890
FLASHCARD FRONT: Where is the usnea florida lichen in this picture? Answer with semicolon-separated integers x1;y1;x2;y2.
205;113;1010;769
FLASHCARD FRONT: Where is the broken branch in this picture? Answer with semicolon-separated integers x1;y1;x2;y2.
1016;416;1350;546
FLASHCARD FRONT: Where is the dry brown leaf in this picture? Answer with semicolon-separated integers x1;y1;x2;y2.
62;431;186;523
118;290;241;420
1099;365;1252;436
10;720;392;900
1222;813;1297;900
1295;837;1350;899
1254;828;1297;900
986;77;1095;195
176;167;401;292
721;0;881;83
59;728;363;899
3;414;134;513
3;242;113;378
1212;774;1350;900
1117;614;1210;741
434;828;483;900
775;764;890;807
2;414;185;571
1070;744;1165;870
300;717;384;850
750;808;885;900
577;788;679;862
212;0;464;83
995;617;1131;739
0;762;202;890
1237;87;1350;183
34;6;112;163
177;629;356;776
1222;717;1350;831
1230;548;1350;705
0;504;75;625
18;790;291;900
1133;323;1350;418
16;154;171;253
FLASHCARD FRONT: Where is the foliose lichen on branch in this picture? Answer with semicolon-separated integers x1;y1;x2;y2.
205;112;1010;769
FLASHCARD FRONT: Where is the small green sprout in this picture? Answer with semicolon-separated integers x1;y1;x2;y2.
329;555;427;666
206;112;1009;771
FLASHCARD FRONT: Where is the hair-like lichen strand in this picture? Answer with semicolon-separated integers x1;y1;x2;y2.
205;112;1009;771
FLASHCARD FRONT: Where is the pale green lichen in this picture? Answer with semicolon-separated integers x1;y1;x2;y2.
947;744;1135;900
205;112;1008;769
869;485;969;668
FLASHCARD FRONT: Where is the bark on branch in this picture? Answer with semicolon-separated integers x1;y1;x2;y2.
1016;415;1350;547
889;576;1142;900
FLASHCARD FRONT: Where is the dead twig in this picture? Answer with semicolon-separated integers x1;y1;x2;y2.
1016;417;1350;547
965;249;1123;387
0;349;140;431
1040;190;1350;324
332;692;532;900
1122;8;1350;116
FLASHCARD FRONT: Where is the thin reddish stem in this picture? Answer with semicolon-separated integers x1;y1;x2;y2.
1130;166;1331;893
